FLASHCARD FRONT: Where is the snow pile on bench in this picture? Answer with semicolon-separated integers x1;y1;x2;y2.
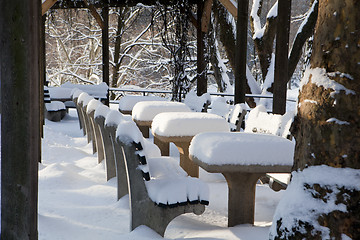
48;87;73;100
184;91;211;112
48;82;108;100
62;82;108;99
94;104;111;120
86;99;102;115
244;105;294;138
145;157;209;205
104;110;132;128
77;92;94;107
45;101;66;112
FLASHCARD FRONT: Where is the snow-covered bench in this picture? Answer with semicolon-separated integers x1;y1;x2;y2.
94;105;115;181
103;110;132;197
115;119;209;236
86;99;105;164
77;92;96;148
227;103;248;132
44;101;67;122
46;82;108;109
184;91;211;112
44;86;67;122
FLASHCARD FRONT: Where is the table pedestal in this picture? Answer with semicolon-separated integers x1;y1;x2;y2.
154;136;169;156
175;142;199;178
138;125;149;138
223;172;264;226
153;134;198;177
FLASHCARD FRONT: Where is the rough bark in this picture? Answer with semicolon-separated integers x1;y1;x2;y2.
292;0;360;170
273;0;360;239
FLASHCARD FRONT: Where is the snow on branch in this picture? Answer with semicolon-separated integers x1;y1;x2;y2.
250;0;278;40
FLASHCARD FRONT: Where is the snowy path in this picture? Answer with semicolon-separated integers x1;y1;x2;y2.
38;109;284;239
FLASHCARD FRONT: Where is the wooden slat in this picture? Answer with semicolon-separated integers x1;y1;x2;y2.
218;0;237;19
42;0;58;15
201;0;213;32
273;0;291;114
234;0;248;104
83;0;104;29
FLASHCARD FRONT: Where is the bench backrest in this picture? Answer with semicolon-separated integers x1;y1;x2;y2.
184;91;211;112
227;103;248;132
244;105;294;139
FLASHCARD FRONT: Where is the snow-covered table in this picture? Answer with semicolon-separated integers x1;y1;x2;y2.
118;95;167;115
189;132;295;226
152;112;229;177
132;101;191;155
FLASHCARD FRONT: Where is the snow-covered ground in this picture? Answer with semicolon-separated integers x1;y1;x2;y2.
38;108;285;239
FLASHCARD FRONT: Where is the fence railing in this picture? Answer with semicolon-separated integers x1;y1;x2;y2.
108;87;297;103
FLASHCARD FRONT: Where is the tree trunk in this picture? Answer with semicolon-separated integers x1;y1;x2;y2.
111;7;128;100
293;0;360;170
272;1;360;239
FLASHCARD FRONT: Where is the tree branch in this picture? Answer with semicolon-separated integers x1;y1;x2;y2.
287;0;318;82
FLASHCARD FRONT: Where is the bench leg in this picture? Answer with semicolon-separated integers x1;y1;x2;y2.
222;172;264;227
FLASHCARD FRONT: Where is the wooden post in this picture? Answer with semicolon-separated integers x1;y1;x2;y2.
197;2;207;96
102;5;110;106
40;14;47;142
234;0;248;104
273;0;291;114
1;0;40;238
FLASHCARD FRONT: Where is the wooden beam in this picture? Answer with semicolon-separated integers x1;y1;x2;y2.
83;0;104;29
234;0;248;104
189;11;198;29
102;5;110;105
273;0;291;114
218;0;237;20
42;0;58;15
201;0;213;32
1;0;40;238
197;2;207;96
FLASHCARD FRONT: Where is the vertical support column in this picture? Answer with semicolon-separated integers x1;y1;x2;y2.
197;2;207;96
102;5;110;106
41;15;47;87
273;0;291;114
40;14;47;141
1;0;40;238
234;0;248;104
